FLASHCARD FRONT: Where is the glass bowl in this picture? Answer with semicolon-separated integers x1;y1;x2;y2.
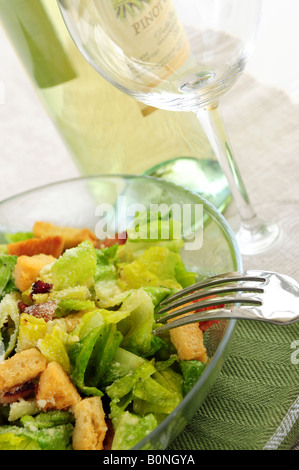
0;175;242;450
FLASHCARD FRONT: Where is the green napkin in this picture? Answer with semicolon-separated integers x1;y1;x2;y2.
169;320;299;450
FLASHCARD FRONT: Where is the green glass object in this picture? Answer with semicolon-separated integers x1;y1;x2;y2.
144;157;231;214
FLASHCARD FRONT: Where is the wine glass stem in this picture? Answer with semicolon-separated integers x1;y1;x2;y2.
196;104;259;229
196;104;281;255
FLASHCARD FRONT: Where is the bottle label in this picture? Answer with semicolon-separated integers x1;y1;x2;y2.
0;0;77;89
96;0;190;86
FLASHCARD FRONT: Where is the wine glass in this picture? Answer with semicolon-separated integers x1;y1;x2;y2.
57;0;281;261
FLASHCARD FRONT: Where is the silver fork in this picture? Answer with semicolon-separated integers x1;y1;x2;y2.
153;270;299;334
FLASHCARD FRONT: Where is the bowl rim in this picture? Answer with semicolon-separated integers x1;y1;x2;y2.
0;174;242;449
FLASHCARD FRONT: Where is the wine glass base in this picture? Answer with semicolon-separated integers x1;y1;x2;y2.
226;200;299;279
236;219;281;256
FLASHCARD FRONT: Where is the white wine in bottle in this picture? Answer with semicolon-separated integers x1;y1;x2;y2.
0;0;230;210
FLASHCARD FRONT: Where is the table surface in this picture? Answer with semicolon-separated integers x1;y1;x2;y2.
0;0;298;450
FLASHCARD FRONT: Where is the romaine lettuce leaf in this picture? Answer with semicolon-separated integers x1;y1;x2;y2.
94;280;130;309
117;238;183;263
155;354;179;371
0;292;21;360
4;232;33;243
68;309;104;341
0;424;73;450
127;211;182;241
55;299;96;317
8;399;39;423
0;399;74;450
68;312;123;396
0;432;41;450
110;409;157;451
117;212;184;264
118;289;156;357
16;313;68;354
180;360;207;396
132;374;182;416
49;285;91;302
174;260;197;288
106;361;156;401
38;325;71;373
101;347;145;386
20;411;74;429
107;359;181;430
41;240;97;290
153;367;183;398
118;246;183;291
68;326;105;397
98;308;131;325
85;324;123;387
94;245;118;283
0;254;18;301
142;286;175;307
106;359;182;447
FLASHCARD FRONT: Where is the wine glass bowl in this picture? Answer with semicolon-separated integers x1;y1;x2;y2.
58;0;262;111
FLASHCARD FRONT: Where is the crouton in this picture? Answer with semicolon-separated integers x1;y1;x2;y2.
0;348;47;393
13;254;55;292
170;317;207;363
36;362;81;411
7;236;64;258
72;397;107;451
33;222;97;249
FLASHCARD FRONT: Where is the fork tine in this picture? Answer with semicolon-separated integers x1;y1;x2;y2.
153;307;227;334
156;292;263;324
159;271;266;307
157;282;264;315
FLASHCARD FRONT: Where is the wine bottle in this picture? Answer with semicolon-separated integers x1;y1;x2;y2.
82;0;190;88
0;0;230;211
71;0;213;96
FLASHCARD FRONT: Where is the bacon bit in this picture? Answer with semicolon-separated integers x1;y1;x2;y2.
199;320;220;332
98;231;127;249
192;295;223;332
31;280;53;296
21;301;57;322
0;381;36;404
18;301;29;312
